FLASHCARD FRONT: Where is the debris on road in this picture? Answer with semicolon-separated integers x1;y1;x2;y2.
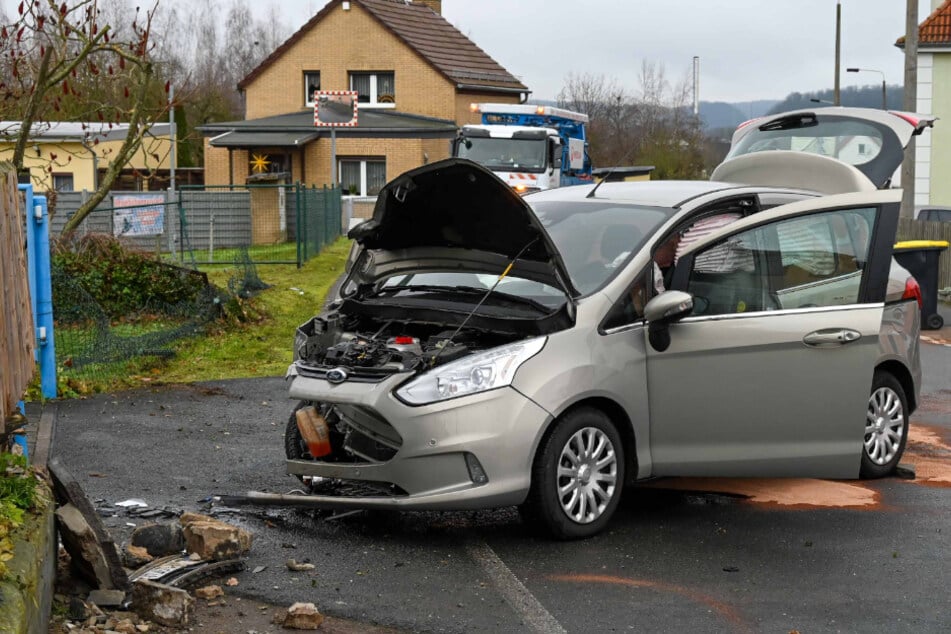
116;498;149;508
123;543;154;568
87;588;126;608
287;559;316;572
131;521;186;557
194;584;224;600
131;578;194;627
179;511;253;560
281;602;325;630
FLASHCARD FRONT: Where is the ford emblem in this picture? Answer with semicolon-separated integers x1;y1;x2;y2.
326;367;349;384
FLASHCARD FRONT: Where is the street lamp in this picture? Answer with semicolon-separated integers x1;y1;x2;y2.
846;67;886;109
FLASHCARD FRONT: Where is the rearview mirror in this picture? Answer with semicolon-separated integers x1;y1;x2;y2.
645;291;694;352
550;139;563;169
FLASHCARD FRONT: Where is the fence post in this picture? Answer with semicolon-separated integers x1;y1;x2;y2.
19;185;57;399
296;182;303;268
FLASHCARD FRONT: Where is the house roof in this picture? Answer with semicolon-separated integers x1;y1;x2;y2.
0;120;171;143
237;0;528;93
199;109;457;147
896;0;951;48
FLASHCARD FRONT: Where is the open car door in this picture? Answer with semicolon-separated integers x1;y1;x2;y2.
646;189;901;478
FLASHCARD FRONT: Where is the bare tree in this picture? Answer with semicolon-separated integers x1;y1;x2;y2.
0;0;170;234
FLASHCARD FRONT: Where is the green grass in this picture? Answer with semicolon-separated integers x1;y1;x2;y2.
48;238;350;393
174;242;301;265
154;238;350;383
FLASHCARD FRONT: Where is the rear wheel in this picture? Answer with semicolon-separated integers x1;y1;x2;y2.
926;313;944;330
861;371;908;478
521;407;625;540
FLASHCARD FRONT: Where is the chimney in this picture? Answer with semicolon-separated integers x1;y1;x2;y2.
415;0;441;14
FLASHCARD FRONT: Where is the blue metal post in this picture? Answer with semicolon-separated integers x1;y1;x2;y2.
19;185;57;399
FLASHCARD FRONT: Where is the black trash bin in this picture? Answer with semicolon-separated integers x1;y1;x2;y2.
893;240;949;330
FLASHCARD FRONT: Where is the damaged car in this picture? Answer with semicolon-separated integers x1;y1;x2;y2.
282;107;927;539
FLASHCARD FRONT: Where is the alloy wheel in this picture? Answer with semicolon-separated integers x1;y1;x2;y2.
556;426;618;524
865;386;905;466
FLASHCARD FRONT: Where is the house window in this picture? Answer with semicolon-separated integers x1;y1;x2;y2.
304;71;321;106
52;173;74;192
339;159;386;196
348;72;395;106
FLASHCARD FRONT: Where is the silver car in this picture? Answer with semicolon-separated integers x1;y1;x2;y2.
283;108;926;538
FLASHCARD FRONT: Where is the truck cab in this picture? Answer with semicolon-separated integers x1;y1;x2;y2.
452;103;591;193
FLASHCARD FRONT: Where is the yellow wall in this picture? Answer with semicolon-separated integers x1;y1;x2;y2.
0;133;171;192
244;2;457;120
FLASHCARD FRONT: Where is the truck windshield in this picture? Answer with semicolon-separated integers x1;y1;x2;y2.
457;137;547;172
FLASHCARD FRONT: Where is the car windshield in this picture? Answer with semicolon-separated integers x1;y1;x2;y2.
456;137;547;172
531;200;672;295
727;116;886;167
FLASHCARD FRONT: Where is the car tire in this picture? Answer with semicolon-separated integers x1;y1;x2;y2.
926;313;944;330
521;407;625;540
285;401;313;482
861;371;908;479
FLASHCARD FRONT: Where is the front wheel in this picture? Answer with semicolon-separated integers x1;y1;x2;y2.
521;407;625;540
861;372;908;479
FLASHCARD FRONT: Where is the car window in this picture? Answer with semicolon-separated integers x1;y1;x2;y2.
727;117;886;167
684;207;877;316
531;200;671;295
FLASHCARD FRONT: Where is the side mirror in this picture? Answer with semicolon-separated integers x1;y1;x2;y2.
550;139;563;169
645;291;693;352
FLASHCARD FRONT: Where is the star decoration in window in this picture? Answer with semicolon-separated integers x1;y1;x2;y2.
250;153;271;174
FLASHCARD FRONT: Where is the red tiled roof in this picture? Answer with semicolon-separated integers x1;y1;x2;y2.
896;0;951;47
238;0;528;92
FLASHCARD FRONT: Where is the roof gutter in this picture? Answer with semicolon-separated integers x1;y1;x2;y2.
456;83;531;99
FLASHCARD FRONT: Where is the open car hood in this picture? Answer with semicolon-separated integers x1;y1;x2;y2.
348;158;579;297
711;107;936;193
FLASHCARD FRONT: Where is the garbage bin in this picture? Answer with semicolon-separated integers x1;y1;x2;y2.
893;240;950;330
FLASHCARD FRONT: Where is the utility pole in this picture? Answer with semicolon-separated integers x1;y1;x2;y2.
834;1;841;106
901;0;918;218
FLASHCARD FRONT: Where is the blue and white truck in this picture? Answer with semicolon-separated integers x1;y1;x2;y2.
452;103;592;193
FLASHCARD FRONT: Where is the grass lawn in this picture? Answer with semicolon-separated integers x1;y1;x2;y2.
156;237;350;383
51;238;350;393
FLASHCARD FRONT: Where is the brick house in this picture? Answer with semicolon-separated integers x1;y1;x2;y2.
897;0;951;206
199;0;529;199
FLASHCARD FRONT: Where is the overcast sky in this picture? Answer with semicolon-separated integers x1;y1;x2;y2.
281;0;936;103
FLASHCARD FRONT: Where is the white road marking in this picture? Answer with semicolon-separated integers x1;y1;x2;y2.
466;540;567;634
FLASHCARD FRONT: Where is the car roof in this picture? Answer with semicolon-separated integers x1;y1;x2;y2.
527;180;750;209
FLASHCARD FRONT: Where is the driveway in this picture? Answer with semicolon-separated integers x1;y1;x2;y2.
52;337;951;633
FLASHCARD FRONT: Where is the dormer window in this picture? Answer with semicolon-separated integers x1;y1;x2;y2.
304;72;321;106
349;72;395;107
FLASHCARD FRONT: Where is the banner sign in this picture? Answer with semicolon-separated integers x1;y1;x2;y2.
113;194;165;237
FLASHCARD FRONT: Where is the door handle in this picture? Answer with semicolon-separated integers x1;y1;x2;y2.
802;328;862;346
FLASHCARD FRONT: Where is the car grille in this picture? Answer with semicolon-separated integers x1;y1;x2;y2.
295;362;398;383
307;477;408;498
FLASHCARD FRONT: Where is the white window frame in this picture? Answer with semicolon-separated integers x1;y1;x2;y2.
348;71;395;108
304;71;321;107
338;158;385;197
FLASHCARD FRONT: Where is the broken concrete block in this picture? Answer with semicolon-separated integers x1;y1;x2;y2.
282;602;324;630
87;588;126;608
56;503;125;590
123;544;154;568
131;522;185;557
131;579;193;628
194;585;224;600
179;513;252;561
114;618;138;633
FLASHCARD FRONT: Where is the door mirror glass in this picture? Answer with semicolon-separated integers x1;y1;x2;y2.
550;139;563;169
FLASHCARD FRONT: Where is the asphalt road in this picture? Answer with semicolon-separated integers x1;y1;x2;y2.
52;337;951;633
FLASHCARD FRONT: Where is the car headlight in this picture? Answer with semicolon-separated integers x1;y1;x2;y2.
396;337;547;405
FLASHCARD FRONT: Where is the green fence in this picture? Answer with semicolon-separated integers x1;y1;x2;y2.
176;183;343;267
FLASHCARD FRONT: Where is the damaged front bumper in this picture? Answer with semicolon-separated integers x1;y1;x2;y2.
284;366;553;511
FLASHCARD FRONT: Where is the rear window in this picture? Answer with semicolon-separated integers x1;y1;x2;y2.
727;116;886;167
918;208;951;222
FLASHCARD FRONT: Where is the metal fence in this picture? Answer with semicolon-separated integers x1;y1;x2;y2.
897;217;951;291
50;184;345;267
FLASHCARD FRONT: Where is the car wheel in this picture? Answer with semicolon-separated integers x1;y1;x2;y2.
522;407;625;540
285;401;313;482
861;372;908;479
926;313;944;330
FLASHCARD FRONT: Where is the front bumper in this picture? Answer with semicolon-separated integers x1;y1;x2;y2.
285;369;553;511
